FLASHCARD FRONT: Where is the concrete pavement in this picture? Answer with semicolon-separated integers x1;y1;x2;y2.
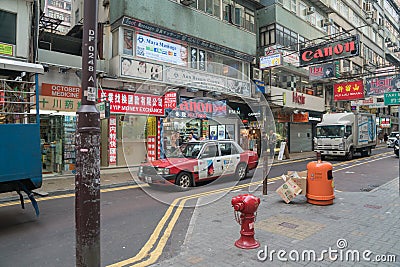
153;177;399;266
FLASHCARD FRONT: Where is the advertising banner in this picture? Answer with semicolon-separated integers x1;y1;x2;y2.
41;83;82;99
163;91;177;110
365;75;400;96
260;53;282;69
351;97;386;108
334;80;364;101
136;33;187;66
171;97;226;119
300;35;360;66
109;116;117;164
164;67;251;97
99;89;164;116
217;125;226;140
309;63;335;81
265;45;300;67
120;58;163;81
209;125;218;140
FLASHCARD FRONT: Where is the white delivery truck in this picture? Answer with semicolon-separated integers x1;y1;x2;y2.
314;112;376;160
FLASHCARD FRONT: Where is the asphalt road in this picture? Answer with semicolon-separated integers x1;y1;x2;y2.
0;146;396;266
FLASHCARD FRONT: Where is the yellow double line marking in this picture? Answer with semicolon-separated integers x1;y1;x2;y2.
109;176;282;267
110;151;393;266
0;184;145;208
0;152;391;266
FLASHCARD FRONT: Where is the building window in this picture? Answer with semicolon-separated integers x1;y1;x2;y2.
75;8;79;24
123;29;133;56
244;9;254;32
259;24;275;47
206;51;242;79
0;10;16;45
276;24;297;49
299;1;307;19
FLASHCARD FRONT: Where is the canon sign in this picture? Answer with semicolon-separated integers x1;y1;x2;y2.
299;35;360;67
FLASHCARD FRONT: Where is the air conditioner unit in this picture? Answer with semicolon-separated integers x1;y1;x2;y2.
306;6;315;15
180;0;195;6
364;2;372;12
322;18;334;27
366;11;377;21
342;66;350;73
364;58;375;66
252;68;262;81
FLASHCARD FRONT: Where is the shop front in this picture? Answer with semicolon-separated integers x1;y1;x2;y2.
38;81;81;174
270;87;325;153
226;101;264;155
99;89;165;167
161;96;237;157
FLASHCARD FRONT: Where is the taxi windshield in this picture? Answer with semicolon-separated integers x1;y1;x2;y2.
169;143;203;159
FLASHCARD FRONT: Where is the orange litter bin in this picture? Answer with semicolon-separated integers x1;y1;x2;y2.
306;153;334;205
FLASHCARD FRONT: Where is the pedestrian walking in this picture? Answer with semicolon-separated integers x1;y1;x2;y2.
268;130;277;158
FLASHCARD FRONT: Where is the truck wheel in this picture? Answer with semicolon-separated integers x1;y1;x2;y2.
175;172;193;189
362;147;371;157
346;149;354;160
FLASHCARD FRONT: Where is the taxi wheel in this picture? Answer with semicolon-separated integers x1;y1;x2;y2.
236;163;247;180
176;172;193;189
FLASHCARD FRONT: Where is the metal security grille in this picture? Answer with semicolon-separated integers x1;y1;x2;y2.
0;79;37;124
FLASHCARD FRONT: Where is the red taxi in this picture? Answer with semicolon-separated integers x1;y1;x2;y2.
138;140;258;188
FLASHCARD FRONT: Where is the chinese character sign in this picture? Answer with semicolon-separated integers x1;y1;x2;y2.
109;116;117;164
334;80;364;101
163;91;177;110
146;117;157;162
98;89;164;116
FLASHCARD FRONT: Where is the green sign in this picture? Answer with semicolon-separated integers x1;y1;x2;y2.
0;43;13;56
384;92;400;105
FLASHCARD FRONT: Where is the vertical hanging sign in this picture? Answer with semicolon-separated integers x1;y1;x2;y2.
147;117;157;162
109;116;117;164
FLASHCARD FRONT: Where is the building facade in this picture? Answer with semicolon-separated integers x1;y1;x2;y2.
257;0;400;152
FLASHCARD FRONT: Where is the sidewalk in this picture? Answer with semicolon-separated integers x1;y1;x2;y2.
154;178;400;266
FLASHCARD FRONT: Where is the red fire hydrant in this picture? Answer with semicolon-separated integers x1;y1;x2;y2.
231;194;260;249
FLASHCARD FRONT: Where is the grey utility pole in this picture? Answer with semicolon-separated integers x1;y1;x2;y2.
75;0;101;266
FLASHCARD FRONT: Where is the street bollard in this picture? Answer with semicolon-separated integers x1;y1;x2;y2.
306;152;335;205
231;194;260;249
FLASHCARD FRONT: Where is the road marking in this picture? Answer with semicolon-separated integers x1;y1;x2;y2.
0;184;145;208
109;177;287;266
0;151;391;265
113;152;394;266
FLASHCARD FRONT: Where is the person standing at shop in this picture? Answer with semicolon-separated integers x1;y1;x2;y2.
268;130;277;158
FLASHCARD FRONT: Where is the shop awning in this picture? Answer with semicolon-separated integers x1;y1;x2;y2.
0;58;44;74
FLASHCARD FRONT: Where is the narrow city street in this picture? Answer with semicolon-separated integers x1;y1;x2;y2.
0;147;396;266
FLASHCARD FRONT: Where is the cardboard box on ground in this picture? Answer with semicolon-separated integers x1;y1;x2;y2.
276;171;307;203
